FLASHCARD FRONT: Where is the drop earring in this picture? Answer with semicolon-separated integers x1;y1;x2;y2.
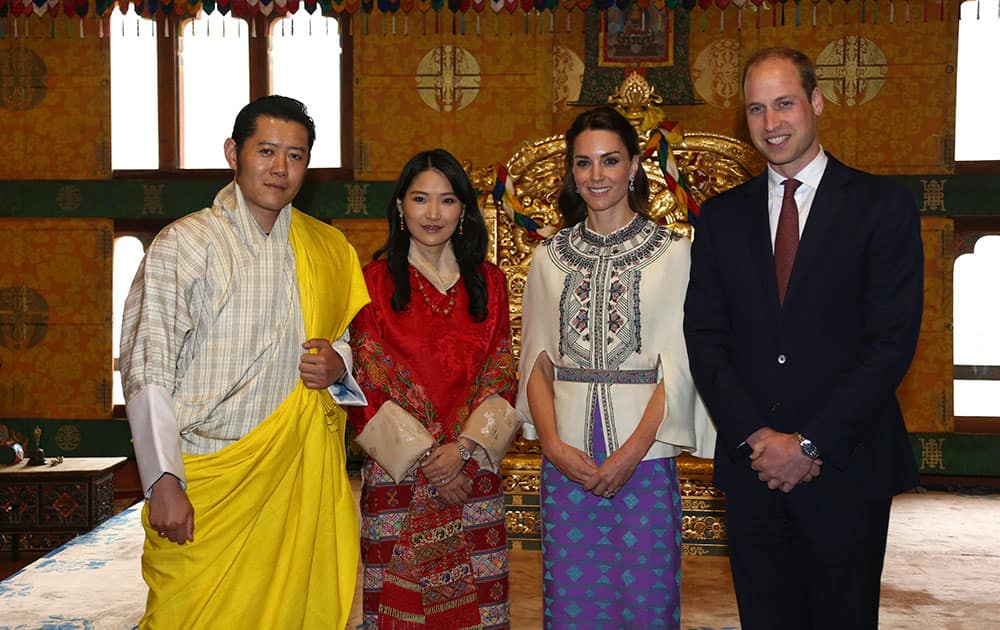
397;202;406;231
628;176;635;192
458;210;465;236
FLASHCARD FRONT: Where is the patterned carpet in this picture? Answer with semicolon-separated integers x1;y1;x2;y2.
0;502;146;630
1;489;997;629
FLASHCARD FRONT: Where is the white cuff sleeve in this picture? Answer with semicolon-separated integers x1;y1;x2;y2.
521;423;538;440
126;384;186;498
460;396;522;474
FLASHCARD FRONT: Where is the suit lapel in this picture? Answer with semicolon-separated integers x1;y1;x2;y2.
784;154;850;306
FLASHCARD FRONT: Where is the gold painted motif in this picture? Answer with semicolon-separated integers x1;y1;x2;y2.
142;184;165;216
682;545;712;557
816;37;887;107
552;45;584;113
415;46;481;113
504;510;541;535
55;424;81;452
692;38;741;109
679;481;726;500
920;179;947;215
682;514;727;542
918;437;946;471
346;183;371;216
56;186;82;213
501;453;542;494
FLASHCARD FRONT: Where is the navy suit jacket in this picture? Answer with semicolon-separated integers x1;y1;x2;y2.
683;153;922;506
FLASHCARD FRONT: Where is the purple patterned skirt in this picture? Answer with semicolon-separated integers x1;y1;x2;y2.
540;409;682;629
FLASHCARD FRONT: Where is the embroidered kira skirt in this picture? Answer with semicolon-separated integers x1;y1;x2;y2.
359;459;511;629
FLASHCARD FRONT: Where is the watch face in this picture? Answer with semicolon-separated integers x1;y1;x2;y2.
800;439;819;459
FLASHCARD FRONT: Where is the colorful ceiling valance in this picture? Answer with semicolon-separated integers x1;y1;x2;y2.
0;0;962;20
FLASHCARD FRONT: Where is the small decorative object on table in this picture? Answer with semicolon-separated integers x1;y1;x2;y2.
26;426;47;467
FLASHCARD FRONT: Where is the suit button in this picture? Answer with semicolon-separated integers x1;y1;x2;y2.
777;354;787;365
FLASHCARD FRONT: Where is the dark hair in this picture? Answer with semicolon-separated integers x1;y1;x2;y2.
373;149;489;321
742;47;818;100
230;95;316;153
557;106;650;228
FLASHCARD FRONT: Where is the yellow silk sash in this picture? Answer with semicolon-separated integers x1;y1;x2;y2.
139;210;370;629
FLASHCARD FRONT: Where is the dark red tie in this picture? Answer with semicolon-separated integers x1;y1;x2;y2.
774;178;801;303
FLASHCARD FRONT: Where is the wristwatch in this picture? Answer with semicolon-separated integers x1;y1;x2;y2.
456;440;472;462
793;432;821;460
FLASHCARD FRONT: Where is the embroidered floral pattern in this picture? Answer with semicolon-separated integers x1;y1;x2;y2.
457;337;517;440
354;332;437;429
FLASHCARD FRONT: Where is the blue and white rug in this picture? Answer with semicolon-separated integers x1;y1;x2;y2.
0;502;145;630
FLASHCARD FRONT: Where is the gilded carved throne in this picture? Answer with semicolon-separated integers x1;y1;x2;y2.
469;73;765;555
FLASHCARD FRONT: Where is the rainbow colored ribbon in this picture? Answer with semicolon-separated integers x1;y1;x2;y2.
642;121;701;225
493;165;555;240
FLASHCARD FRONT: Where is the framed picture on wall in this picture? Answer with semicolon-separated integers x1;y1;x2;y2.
599;6;674;67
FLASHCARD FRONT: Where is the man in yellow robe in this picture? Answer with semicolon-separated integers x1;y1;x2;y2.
119;95;369;629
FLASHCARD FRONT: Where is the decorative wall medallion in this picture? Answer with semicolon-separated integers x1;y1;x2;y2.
55;425;81;452
415;46;480;112
553;46;584;113
0;287;49;350
0;47;48;111
691;39;741;109
816;37;887;107
56;186;82;213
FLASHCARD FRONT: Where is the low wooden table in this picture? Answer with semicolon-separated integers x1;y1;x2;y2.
0;456;128;558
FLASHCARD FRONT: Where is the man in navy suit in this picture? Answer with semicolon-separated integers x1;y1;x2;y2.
683;47;923;630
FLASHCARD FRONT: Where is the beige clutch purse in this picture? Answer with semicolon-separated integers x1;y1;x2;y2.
355;401;436;483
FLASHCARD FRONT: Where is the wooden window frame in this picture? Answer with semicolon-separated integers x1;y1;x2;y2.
954;161;1000;175
112;13;354;182
952;216;1000;432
